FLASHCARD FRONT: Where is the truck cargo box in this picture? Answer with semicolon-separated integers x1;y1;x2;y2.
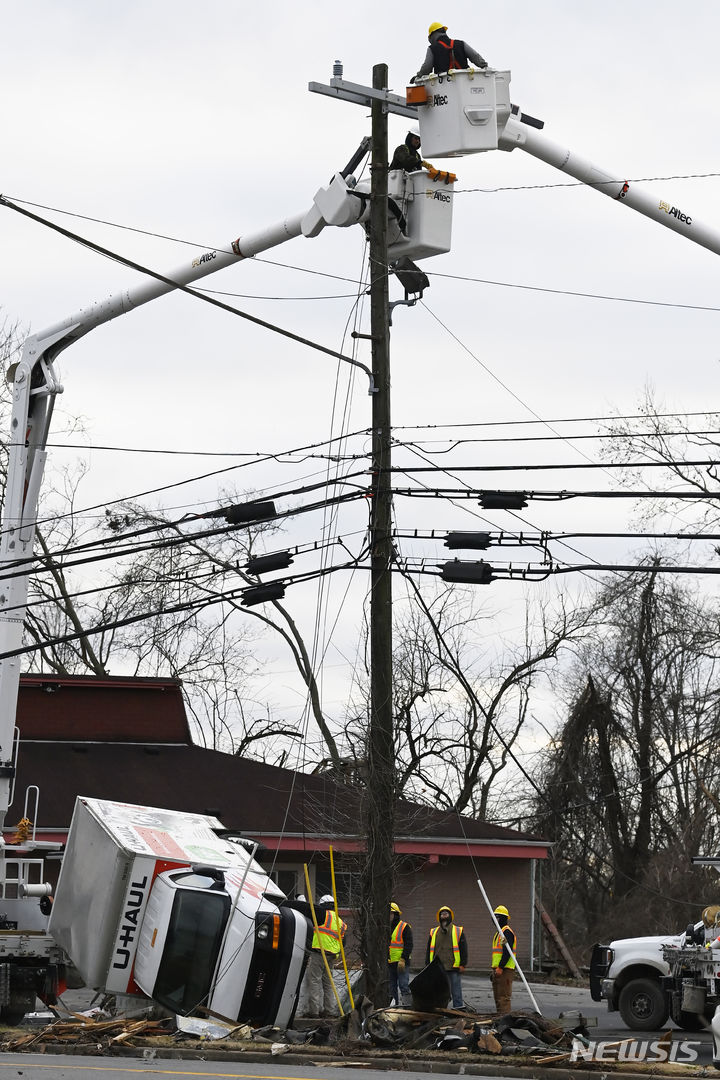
49;797;309;1025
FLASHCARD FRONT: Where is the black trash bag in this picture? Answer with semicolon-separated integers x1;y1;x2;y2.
409;956;451;1011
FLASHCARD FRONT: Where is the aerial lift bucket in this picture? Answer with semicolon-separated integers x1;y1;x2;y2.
408;68;512;158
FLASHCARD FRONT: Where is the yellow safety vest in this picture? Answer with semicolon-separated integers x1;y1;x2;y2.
429;923;463;968
312;910;346;954
389;920;408;963
491;924;517;970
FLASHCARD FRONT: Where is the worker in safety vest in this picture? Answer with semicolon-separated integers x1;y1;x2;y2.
412;22;488;83
491;904;517;1014
426;905;468;1008
388;902;413;1005
301;894;347;1018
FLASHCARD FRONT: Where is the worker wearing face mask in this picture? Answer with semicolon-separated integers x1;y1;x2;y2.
426;904;468;1008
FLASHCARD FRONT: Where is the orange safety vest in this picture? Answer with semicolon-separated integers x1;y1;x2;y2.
389;920;409;963
428;923;463;967
491;924;517;970
312;909;346;954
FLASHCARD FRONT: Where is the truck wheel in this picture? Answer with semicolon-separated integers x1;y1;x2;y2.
618;978;668;1030
0;1008;26;1027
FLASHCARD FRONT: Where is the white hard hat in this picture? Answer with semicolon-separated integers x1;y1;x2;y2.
319;894;334;904
409;128;421;138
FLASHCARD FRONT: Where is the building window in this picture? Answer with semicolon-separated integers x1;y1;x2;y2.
315;870;360;908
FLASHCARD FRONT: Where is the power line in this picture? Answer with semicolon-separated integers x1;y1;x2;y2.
395;428;720;449
427;269;720;312
389;458;720;475
455;171;720;194
392;410;720;431
394;486;720;502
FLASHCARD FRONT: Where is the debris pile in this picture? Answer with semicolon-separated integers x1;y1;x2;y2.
0;998;591;1065
3;1014;174;1053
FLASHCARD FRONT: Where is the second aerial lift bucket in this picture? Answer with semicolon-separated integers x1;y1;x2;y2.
408;67;512;158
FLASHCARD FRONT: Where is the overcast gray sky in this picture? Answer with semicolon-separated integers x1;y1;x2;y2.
3;1;720;758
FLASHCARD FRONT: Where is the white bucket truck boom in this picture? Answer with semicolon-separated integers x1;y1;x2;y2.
409;65;720;258
0;151;452;1021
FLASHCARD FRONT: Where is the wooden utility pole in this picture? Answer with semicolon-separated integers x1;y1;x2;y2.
360;61;395;1007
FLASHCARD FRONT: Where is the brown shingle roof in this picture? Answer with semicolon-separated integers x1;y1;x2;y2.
10;675;547;852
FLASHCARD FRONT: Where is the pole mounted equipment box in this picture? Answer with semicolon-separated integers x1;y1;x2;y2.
409;68;512;158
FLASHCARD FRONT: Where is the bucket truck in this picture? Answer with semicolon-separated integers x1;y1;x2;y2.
0;147;453;1022
0;62;719;1022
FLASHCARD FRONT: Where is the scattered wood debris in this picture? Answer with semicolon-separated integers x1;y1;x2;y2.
0;997;714;1075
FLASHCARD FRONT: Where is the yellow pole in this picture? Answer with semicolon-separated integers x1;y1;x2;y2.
303;863;344;1015
329;845;355;1011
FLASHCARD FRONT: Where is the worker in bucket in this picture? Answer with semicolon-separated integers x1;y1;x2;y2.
390;129;458;186
426;905;468;1008
388;902;413;1005
491;904;517;1014
301;894;347;1018
411;22;488;82
390;129;423;172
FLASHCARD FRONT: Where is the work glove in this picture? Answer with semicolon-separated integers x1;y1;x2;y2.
397;958;406;973
479;60;488;69
409;75;418;84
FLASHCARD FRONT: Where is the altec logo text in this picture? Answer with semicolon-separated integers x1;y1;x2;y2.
192;250;217;268
659;200;692;225
571;1038;700;1063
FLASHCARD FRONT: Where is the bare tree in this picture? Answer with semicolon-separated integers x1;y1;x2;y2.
343;580;590;815
531;563;720;947
602;386;720;532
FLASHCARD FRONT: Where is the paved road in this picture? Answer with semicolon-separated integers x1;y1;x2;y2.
461;975;716;1066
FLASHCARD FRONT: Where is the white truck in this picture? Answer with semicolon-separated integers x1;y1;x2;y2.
590;926;706;1031
48;797;309;1025
3;63;720;1020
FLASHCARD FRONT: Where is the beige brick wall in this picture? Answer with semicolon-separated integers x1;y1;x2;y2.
392;856;534;971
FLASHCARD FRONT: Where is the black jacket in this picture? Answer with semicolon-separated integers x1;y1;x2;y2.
390;134;422;172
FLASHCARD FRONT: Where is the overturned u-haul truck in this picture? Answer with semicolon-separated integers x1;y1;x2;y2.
49;797;310;1025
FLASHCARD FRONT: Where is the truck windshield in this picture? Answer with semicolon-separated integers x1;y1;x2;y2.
153;889;230;1014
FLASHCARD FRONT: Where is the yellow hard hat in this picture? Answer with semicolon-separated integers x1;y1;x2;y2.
390;902;402;914
428;22;447;37
494;904;510;917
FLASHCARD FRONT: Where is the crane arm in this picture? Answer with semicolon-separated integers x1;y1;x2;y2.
0;168;369;826
499;115;720;257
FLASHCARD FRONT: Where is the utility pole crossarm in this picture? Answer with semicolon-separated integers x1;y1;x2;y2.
308;72;417;119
